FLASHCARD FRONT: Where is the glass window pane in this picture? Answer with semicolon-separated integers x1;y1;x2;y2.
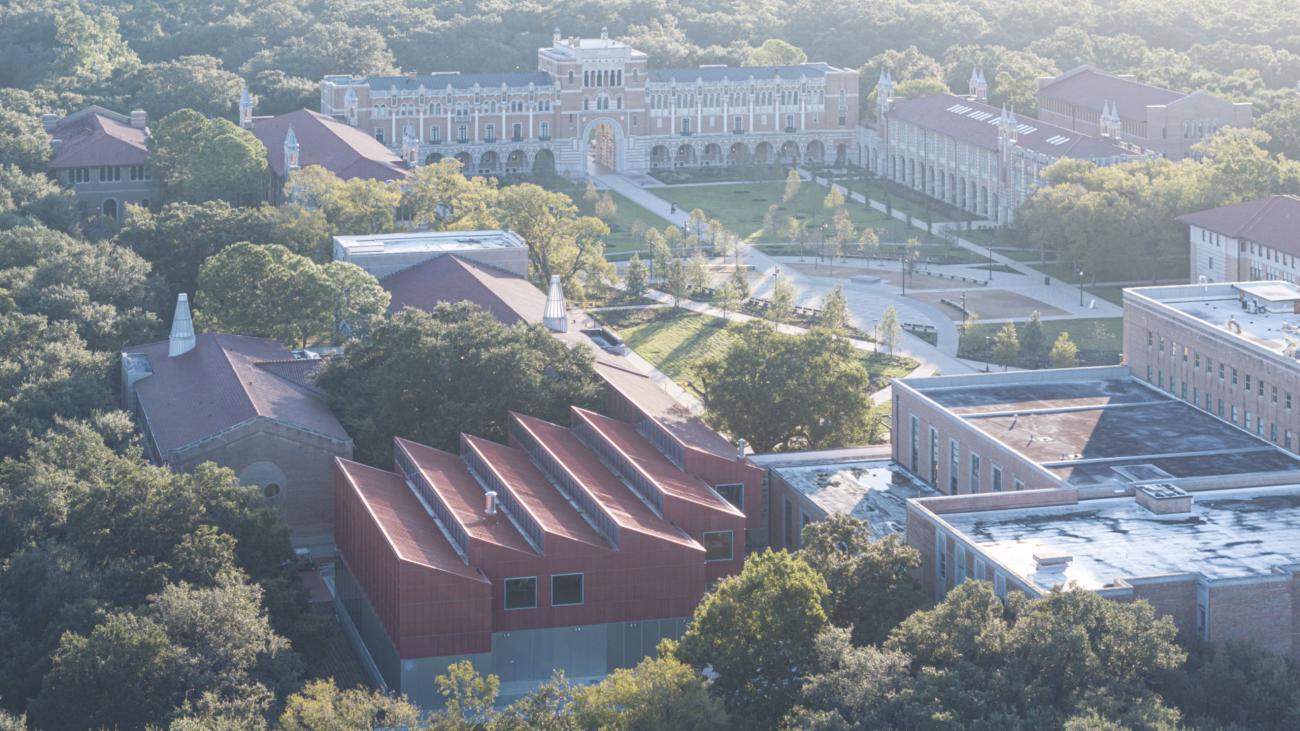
504;577;536;610
551;573;584;606
703;531;734;562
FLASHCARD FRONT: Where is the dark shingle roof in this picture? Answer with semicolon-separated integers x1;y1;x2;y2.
649;63;830;84
1177;195;1300;256
131;333;350;457
251;109;408;181
366;71;554;91
888;93;1134;159
1038;66;1184;118
380;255;544;324
48;106;149;169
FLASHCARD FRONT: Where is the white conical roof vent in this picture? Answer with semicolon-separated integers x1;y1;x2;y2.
168;293;196;357
543;275;568;333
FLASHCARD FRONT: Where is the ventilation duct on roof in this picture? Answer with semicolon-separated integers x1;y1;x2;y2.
1136;483;1193;515
544;275;568;332
168;293;196;357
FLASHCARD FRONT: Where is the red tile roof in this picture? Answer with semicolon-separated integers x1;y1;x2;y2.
593;358;737;459
337;458;486;580
394;437;536;556
888;93;1133;159
572;407;742;516
381;255;545;323
461;434;609;549
1177;195;1300;256
1038;66;1184;118
251;109;408;181
130;333;350;457
48;106;148;169
510;413;700;549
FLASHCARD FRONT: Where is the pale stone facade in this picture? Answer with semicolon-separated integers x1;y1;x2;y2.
862;69;1149;223
319;29;859;177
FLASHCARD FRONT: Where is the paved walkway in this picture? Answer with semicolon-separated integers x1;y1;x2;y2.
596;172;979;379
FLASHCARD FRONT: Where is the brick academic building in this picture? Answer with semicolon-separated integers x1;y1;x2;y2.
319;29;860;177
328;231;766;703
890;281;1300;658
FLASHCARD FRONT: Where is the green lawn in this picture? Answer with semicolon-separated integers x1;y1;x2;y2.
594;307;918;397
555;188;667;257
958;317;1123;368
650;181;923;245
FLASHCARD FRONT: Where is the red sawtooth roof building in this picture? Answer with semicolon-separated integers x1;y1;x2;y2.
333;406;747;678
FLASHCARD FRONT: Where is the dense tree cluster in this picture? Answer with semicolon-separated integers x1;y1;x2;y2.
313;303;607;464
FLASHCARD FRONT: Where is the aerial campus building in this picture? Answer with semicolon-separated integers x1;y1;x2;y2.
890;281;1300;658
862;65;1253;223
1179;194;1300;284
327;230;767;701
318;29;860;177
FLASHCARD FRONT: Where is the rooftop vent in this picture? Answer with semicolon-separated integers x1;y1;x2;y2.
1136;483;1193;515
484;490;498;516
1033;552;1072;571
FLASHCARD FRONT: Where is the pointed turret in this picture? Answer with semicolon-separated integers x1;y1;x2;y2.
283;125;300;173
168;293;196;357
402;122;419;165
876;68;894;118
239;86;254;129
970;65;988;103
543;275;568;333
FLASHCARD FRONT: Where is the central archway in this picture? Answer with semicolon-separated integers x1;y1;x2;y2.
580;116;626;175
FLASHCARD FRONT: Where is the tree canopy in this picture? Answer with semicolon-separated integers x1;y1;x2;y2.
314;303;606;464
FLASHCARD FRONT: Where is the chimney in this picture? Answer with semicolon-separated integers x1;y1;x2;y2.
129;110;147;129
168;293;196;357
543;275;568;332
41;113;60;133
484;490;498;516
1136;483;1193;515
736;438;748;460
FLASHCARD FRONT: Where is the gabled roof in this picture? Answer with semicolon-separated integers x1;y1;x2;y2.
336;458;487;580
592;357;738;459
887;93;1134;159
381;254;545;324
47;106;149;169
572;407;743;516
510;412;701;549
461;434;609;549
394;437;536;556
1177;195;1300;256
129;333;350;457
1037;66;1185;117
361;71;554;91
649;63;834;84
250;108;408;181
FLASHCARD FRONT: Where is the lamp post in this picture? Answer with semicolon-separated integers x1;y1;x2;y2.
900;255;907;296
988;244;994;282
872;319;878;352
961;291;967;330
1079;270;1085;307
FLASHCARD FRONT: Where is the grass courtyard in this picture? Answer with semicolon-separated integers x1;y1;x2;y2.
594;307;918;399
553;187;667;259
651;181;923;244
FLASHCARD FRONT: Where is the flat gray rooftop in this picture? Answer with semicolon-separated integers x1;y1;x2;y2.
333;230;526;255
916;374;1300;487
1127;281;1300;357
769;458;936;537
943;483;1300;589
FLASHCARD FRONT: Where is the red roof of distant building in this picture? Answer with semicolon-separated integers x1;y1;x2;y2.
1177;195;1300;256
394;437;536;556
251;109;408;181
130;333;350;457
381;255;545;323
336;458;486;580
48;106;149;169
593;358;737;459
